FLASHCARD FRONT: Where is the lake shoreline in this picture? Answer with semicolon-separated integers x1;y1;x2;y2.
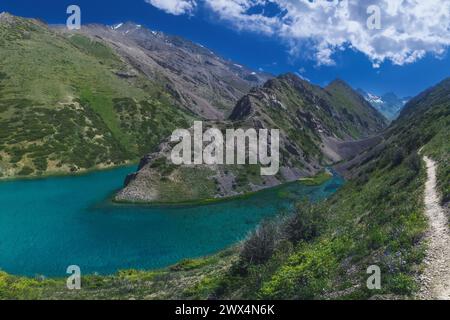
0;161;139;183
112;170;335;207
0;164;343;277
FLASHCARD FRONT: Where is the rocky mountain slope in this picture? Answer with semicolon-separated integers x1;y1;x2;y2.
341;77;449;202
55;22;271;120
117;74;388;203
0;13;268;179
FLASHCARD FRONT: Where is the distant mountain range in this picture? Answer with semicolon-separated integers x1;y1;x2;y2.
357;89;410;120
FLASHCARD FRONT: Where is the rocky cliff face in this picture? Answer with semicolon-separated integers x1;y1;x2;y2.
116;74;388;203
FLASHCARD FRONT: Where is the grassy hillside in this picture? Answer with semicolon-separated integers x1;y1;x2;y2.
325;79;388;137
232;74;387;153
393;78;450;203
0;14;191;178
0;249;237;300
203;78;448;300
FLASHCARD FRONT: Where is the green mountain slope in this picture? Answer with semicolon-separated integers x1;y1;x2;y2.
207;77;449;299
0;13;191;178
393;78;450;203
117;73;387;203
56;21;271;120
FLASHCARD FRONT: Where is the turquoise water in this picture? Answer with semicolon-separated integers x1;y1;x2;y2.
0;167;344;277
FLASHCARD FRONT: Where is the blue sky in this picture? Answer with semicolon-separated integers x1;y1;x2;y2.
1;0;450;97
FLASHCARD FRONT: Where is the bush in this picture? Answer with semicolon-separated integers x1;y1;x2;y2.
404;152;421;173
240;221;279;266
281;202;322;243
33;157;48;171
18;166;34;176
390;148;405;167
355;172;370;186
387;273;417;295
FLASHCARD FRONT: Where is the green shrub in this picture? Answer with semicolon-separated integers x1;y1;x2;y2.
18;166;34;176
404;152;421;173
281;201;323;243
240;221;280;266
33;157;48;171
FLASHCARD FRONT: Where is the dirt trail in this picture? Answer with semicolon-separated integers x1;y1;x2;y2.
417;156;450;300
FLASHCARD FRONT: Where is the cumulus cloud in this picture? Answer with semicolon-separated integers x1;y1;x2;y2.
145;0;196;15
146;0;450;67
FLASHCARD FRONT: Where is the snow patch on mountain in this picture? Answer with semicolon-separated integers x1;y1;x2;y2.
357;89;409;121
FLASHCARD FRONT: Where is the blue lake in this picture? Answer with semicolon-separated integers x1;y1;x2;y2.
0;166;344;277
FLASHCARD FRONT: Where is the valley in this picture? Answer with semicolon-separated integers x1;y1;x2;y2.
0;11;449;301
1;75;444;300
1;13;389;204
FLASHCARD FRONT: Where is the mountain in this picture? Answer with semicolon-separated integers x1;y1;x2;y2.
347;77;449;187
160;77;449;299
212;77;449;300
0;13;268;179
0;13;191;178
54;22;271;119
4;77;448;300
392;77;450;203
116;74;388;203
357;88;409;120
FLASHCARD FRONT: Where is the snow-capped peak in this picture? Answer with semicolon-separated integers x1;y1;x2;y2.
367;93;383;104
112;23;123;30
359;89;409;120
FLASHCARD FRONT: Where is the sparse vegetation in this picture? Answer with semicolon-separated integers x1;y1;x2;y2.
299;170;332;186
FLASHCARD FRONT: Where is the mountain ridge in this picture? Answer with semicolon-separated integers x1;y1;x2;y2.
53;20;272;120
117;73;388;203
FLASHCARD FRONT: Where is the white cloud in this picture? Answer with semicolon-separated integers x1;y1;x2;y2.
146;0;450;67
145;0;196;15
